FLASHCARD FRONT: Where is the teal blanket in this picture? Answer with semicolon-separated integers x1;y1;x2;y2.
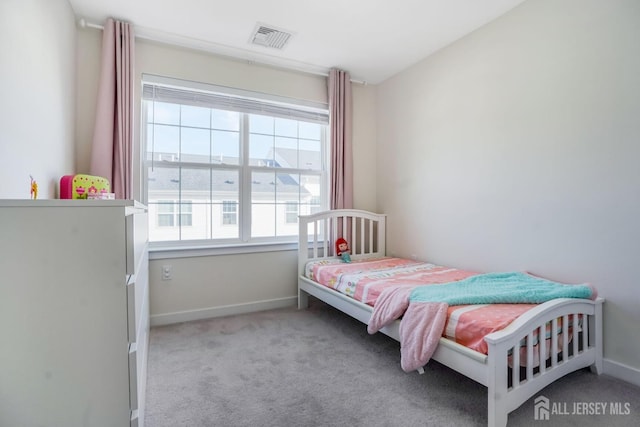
409;272;594;305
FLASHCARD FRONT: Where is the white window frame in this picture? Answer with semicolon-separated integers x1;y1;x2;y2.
141;74;329;253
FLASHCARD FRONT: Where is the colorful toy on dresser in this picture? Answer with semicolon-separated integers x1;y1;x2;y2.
60;174;112;199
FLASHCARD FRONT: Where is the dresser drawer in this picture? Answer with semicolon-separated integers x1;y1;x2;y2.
126;210;148;276
127;278;137;343
126;250;149;344
129;343;139;411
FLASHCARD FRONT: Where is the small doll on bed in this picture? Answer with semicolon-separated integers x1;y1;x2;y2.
335;237;352;263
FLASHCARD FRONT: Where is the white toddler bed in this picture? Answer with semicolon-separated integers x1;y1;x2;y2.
297;209;603;427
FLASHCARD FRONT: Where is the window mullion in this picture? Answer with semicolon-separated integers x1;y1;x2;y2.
209;109;213;240
178;106;183;241
321;125;329;212
272;119;277;238
240;113;252;242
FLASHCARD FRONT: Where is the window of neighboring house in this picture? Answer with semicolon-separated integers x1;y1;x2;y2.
157;201;175;227
142;74;329;246
156;200;192;227
180;202;193;226
285;202;299;224
222;200;237;225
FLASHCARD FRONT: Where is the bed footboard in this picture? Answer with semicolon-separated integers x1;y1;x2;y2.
484;297;604;427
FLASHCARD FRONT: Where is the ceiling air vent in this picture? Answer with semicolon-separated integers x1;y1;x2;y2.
250;23;292;50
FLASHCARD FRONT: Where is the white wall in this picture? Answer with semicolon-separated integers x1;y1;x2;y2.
352;83;378;212
0;0;76;199
75;33;378;323
377;0;640;373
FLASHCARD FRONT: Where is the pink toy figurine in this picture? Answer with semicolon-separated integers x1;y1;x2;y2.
335;237;352;263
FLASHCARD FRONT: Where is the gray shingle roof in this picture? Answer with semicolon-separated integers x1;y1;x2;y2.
147;149;317;196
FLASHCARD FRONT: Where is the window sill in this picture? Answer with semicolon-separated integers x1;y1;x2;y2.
148;241;298;260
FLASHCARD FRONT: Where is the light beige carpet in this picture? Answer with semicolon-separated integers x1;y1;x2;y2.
145;298;639;427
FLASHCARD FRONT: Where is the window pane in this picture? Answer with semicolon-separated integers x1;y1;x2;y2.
285;202;298;224
148;166;179;195
249;114;273;135
179;202;193;227
275;118;297;137
299;139;321;170
213;169;239;195
181;168;211;200
145;124;154;161
212;170;239;240
300;174;321;202
214;201;239;239
276;173;299;203
181;128;210;163
179;201;210;240
212;110;239;131
275;137;298;168
252;204;276;238
181;105;210;128
252;171;276;204
151;124;179;161
276;202;298;237
249;133;274;166
275;136;297;151
149;202;179;241
299;175;321;216
212;130;239;165
145;101;154;123
276;172;300;237
148;169;180;242
153;102;180;125
299;122;321;140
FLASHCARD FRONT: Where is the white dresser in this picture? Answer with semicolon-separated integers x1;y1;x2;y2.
0;200;149;427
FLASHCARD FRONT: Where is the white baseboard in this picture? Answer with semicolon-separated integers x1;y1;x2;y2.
603;358;640;388
150;296;298;326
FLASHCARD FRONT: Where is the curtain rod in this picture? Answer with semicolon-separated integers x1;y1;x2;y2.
78;18;103;31
77;18;367;85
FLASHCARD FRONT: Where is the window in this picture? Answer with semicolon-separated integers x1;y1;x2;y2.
142;75;329;246
285;202;299;224
156;200;192;228
157;201;175;227
222;201;237;225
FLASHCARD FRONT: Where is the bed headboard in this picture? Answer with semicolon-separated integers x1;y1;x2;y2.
298;209;386;275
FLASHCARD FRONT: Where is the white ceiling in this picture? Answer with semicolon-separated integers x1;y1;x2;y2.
68;0;525;84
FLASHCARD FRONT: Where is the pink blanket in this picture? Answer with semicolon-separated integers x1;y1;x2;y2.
368;287;449;372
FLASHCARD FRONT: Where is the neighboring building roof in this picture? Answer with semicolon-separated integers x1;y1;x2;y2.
271;147;322;170
147;153;311;196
